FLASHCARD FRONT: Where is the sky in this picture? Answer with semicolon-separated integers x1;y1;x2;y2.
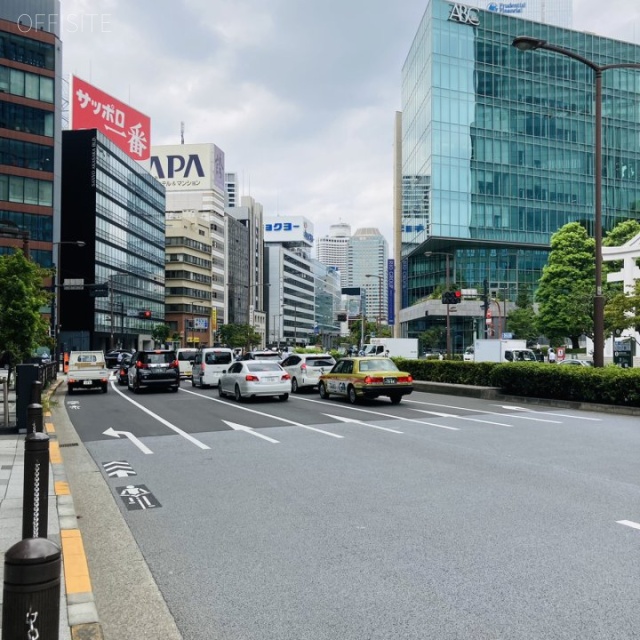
54;0;640;252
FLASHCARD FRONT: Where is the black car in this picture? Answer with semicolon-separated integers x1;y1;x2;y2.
105;349;134;369
116;354;132;385
127;349;180;393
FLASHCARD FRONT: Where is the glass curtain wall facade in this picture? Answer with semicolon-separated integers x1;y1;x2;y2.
401;0;640;338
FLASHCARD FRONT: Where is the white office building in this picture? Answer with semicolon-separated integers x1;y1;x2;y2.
316;223;352;287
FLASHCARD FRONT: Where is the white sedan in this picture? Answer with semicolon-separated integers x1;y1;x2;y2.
218;360;291;402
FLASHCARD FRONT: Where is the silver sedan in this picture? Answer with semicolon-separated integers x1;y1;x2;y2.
218;360;291;402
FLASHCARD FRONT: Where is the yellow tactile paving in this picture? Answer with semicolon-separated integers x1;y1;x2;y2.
50;440;62;464
44;410;52;417
45;422;55;433
61;529;92;594
55;480;70;495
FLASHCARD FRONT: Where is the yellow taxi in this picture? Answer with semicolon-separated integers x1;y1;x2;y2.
318;357;414;405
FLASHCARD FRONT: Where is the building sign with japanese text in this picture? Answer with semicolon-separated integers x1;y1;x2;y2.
147;143;224;192
70;76;151;160
264;216;314;246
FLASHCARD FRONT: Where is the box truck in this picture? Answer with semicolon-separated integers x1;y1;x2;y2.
361;338;419;359
472;339;536;363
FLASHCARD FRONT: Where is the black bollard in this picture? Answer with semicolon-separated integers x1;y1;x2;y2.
27;402;43;433
16;364;40;432
22;432;50;540
31;379;43;404
2;538;61;640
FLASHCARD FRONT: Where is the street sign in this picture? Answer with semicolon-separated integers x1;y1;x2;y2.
63;278;84;290
126;309;139;317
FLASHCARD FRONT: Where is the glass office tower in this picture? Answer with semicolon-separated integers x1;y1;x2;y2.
400;0;640;338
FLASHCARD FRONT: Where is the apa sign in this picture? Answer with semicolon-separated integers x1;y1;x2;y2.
148;143;224;192
448;4;480;25
149;154;204;179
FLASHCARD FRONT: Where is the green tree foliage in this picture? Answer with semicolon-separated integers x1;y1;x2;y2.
505;308;539;345
217;324;262;349
420;327;446;352
151;323;171;346
536;222;595;348
0;250;51;365
605;280;640;335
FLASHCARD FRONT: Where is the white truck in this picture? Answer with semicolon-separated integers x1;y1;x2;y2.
67;351;110;394
361;338;419;359
472;339;536;363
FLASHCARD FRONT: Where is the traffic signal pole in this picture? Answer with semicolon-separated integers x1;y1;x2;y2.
445;253;451;360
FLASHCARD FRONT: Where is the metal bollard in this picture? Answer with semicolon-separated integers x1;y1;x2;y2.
31;379;43;404
2;537;61;640
22;432;50;540
27;402;44;433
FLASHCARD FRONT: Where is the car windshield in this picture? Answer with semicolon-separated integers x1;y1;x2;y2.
247;362;282;372
253;353;281;360
205;351;232;364
177;350;198;361
360;359;399;372
306;357;335;367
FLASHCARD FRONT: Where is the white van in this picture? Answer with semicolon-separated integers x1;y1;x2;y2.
191;348;234;388
176;348;198;379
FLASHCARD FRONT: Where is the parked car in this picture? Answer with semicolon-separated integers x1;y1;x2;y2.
127;349;180;393
116;354;132;385
280;353;336;393
558;359;594;367
105;349;134;369
463;346;474;362
218;360;291;401
318;357;414;405
191;347;234;388
239;350;283;363
176;348;198;379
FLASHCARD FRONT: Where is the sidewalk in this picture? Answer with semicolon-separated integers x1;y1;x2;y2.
0;374;103;639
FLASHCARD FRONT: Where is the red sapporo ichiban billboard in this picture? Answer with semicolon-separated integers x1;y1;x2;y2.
70;76;151;160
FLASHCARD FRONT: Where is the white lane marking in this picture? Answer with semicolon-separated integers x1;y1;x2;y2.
404;399;561;423
103;427;153;454
110;381;210;449
617;520;640;531
291;395;459;431
222;421;279;443
409;408;512;427
180;388;343;438
493;405;602;421
324;414;403;434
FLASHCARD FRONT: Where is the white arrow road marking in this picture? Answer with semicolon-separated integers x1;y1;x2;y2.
110;382;210;449
617;520;640;531
493;405;602;421
324;414;403;433
292;395;459;431
103;427;153;454
222;421;279;443
409;408;512;427
180;388;343;438
405;399;562;423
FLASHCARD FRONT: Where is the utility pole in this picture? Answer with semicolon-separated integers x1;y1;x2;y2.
109;276;114;349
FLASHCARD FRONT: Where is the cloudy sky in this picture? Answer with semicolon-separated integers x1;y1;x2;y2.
57;0;640;250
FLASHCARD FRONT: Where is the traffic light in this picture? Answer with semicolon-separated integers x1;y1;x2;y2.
138;310;152;319
441;290;462;304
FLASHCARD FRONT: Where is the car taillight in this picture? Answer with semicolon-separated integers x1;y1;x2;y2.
281;373;291;380
200;363;205;372
245;375;259;381
136;360;147;369
364;376;383;384
397;375;413;383
300;363;307;371
169;360;179;369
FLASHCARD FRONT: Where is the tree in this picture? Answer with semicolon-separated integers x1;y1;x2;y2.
420;327;446;352
0;250;52;378
217;324;262;350
536;222;595;348
151;323;171;347
505;308;539;346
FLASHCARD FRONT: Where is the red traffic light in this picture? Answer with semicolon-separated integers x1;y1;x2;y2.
454;290;462;301
138;310;152;319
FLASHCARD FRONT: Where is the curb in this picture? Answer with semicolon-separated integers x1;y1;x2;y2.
45;377;105;640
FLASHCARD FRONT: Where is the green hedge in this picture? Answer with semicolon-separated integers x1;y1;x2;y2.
392;358;640;408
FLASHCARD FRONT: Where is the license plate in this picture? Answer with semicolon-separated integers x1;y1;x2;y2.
383;377;397;384
262;377;277;383
83;380;93;385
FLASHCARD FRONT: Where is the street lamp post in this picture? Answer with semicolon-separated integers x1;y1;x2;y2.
425;252;453;359
512;36;640;368
365;273;384;332
52;240;85;361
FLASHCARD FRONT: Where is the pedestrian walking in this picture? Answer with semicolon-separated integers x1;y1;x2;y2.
548;348;556;363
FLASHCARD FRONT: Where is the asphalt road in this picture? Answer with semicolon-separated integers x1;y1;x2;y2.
60;375;640;640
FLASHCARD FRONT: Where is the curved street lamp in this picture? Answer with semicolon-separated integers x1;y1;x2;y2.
512;36;640;367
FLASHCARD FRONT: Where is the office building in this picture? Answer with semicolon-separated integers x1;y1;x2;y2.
312;260;341;349
264;216;315;347
148;143;226;337
316;222;351;287
397;0;640;347
0;2;61;269
465;0;572;29
165;212;212;347
59;129;166;351
225;172;238;208
348;228;388;325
